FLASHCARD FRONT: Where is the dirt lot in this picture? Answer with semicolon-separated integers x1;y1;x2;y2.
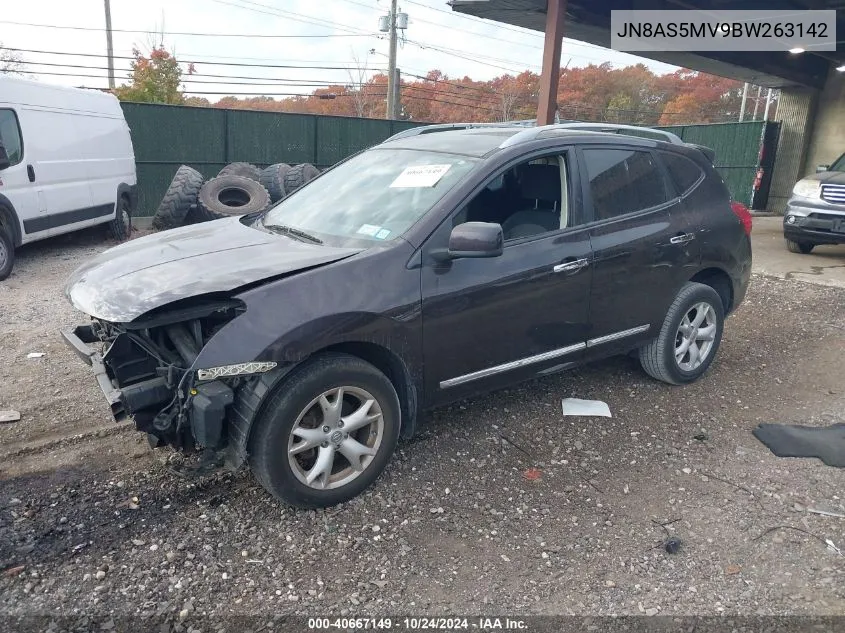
1;223;845;620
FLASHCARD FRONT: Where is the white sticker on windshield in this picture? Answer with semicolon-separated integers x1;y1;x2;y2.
357;224;381;236
389;164;452;188
375;228;391;240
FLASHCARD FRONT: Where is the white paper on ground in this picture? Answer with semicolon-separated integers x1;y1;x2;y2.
389;164;451;188
561;398;612;417
27;352;46;359
0;410;21;423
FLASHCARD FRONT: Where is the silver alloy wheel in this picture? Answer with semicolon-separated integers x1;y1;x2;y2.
0;237;7;271
674;301;717;371
287;386;385;490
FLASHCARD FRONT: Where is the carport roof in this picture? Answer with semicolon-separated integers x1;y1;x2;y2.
450;0;845;89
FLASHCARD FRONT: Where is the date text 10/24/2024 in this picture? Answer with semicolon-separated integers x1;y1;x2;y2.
307;617;529;630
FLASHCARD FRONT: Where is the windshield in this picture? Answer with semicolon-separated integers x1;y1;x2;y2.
830;153;845;172
262;148;478;243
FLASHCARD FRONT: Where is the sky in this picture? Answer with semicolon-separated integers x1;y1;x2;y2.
0;0;681;98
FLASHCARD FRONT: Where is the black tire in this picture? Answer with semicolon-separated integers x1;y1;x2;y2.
192;175;271;223
218;162;261;181
259;163;291;203
0;226;14;281
151;165;204;231
786;239;814;254
108;194;132;241
639;282;725;385
249;353;401;508
283;163;320;196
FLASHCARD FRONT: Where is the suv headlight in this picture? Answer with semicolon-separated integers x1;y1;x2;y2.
792;179;821;199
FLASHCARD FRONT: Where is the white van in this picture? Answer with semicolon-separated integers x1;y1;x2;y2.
0;76;137;280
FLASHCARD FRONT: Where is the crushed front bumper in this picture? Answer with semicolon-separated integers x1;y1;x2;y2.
61;325;126;421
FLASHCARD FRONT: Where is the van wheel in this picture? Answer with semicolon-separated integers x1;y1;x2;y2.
639;282;724;385
109;196;131;241
0;227;14;281
249;353;400;508
786;239;814;254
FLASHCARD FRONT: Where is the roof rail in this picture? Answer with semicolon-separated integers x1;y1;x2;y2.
498;123;684;148
383;120;535;143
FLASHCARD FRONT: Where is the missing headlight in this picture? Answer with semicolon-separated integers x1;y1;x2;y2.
196;361;278;381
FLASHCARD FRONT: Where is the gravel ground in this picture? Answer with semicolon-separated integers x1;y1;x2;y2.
1;231;845;620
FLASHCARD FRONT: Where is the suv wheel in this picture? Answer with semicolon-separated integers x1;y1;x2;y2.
786;239;814;254
639;282;724;385
249;353;400;508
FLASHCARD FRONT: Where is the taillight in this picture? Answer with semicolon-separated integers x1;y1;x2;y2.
731;201;752;235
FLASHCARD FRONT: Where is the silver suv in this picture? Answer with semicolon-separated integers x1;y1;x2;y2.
783;153;845;253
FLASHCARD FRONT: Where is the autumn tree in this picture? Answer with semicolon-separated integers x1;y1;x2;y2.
115;47;188;104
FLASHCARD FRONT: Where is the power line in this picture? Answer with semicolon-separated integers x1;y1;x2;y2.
13;60;370;84
0;19;374;38
211;0;374;37
5;48;388;71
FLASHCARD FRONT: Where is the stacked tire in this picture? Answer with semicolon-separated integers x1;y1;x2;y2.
150;161;322;231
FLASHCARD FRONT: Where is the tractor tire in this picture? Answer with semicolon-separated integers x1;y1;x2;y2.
283;163;321;196
259;163;291;203
218;162;261;181
151;165;204;231
191;175;271;223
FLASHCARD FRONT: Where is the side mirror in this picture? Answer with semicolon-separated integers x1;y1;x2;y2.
816;164;830;173
0;145;10;171
434;221;503;261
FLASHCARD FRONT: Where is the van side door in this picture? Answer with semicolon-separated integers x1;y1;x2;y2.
16;106;95;237
0;108;38;243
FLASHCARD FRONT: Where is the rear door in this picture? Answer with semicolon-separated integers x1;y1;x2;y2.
578;145;700;358
0;107;38;242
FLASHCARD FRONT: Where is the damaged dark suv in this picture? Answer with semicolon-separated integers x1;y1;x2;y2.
64;123;752;508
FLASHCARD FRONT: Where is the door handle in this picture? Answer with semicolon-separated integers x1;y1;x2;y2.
670;232;695;245
553;258;589;273
26;165;35;183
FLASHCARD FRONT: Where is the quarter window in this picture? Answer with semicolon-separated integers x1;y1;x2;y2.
0;109;23;166
583;149;668;221
661;152;704;195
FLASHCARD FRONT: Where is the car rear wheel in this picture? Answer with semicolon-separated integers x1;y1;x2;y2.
0;227;14;281
639;282;724;385
109;195;131;241
786;239;814;254
249;353;400;508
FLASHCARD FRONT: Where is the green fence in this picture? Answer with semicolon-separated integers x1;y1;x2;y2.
122;102;771;216
656;120;767;206
121;102;421;216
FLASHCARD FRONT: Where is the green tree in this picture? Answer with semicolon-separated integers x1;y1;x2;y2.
115;47;186;104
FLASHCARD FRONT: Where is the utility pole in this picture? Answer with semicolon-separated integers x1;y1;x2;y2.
738;82;749;122
386;0;398;120
104;0;115;89
393;67;401;119
752;85;762;120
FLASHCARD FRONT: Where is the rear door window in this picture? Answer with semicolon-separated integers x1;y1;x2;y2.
0;109;23;166
582;148;668;221
660;152;704;195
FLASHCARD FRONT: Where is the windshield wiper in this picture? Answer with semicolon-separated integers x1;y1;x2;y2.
263;223;323;244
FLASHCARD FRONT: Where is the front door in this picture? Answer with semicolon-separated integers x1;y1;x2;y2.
421;151;593;406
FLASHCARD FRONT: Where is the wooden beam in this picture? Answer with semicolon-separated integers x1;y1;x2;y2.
537;0;567;125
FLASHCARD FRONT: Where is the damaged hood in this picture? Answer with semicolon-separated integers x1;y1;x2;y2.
66;217;362;322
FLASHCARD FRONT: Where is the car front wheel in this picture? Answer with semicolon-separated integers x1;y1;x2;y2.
249;353;401;508
786;239;814;254
639;282;725;385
